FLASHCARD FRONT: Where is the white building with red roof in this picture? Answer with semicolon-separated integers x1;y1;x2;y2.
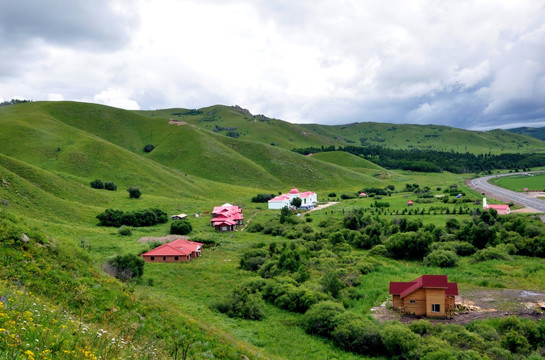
141;238;203;263
483;198;510;215
268;187;318;210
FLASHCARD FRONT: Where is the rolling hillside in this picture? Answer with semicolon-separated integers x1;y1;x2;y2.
138;105;545;154
507;126;545;141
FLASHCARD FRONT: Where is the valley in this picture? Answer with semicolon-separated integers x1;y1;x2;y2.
1;101;545;359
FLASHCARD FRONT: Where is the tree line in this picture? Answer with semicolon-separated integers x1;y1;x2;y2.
292;145;545;173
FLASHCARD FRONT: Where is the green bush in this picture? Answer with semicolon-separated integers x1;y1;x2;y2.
118;226;132;236
215;286;265;320
300;301;345;337
424;249;458;268
251;193;275;203
245;222;264;233
127;186;141;199
104;181;117;191
143;144;155;152
170;220;192;235
331;315;383;355
90;179;104;189
240;248;270;271
104;254;145;282
97;208;167;227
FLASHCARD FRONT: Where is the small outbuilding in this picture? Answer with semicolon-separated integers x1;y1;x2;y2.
359;192;367;197
483;198;510;215
407;200;413;206
171;213;187;220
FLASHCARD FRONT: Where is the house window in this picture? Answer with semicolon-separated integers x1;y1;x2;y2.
409;300;415;304
150;256;155;261
174;256;179;261
163;256;166;261
432;304;441;312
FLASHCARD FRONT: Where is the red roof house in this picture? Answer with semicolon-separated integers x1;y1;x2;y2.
210;203;243;232
141;238;204;263
389;275;458;318
407;200;413;206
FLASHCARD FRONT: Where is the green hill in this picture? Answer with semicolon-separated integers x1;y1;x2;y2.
138;105;545;154
301;122;545;154
506;126;545;141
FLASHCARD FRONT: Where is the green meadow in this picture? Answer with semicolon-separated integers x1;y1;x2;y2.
1;101;545;359
490;173;545;192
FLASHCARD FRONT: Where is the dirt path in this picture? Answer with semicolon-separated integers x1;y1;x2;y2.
305;201;339;214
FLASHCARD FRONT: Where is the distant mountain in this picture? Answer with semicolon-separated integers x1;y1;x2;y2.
506;126;545;141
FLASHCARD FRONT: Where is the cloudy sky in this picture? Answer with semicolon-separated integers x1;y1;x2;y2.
1;0;545;130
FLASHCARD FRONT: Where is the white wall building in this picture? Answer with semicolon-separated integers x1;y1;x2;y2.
268;188;318;210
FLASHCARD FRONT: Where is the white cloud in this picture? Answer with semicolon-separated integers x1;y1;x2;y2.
48;93;64;101
94;88;140;110
1;0;545;129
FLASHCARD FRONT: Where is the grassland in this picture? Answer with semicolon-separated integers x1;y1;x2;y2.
1;101;545;359
489;173;545;192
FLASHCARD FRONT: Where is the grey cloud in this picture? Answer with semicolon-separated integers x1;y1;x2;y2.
0;0;139;50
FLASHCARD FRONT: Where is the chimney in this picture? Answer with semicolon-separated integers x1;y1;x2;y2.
483;197;487;209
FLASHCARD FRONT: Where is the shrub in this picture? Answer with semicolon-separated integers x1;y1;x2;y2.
104;181;117;191
246;222;264;233
170;220;192;235
381;322;422;358
215;286;265;320
331;315;384;355
143;144;155;152
301;301;345;337
328;192;337;197
118;226;132;236
423;250;458;268
385;231;432;260
251;193;275;203
473;244;515;262
369;244;388;256
104;254;145;282
96;208;124;227
90;179;104;189
127;186;141;199
240;248;270;271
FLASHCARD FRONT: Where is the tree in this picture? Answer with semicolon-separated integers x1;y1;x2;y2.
128;186;141;199
143;144;155;153
279;206;292;224
170;220;192;235
105;254;145;281
291;197;302;208
90;179;104;189
104;181;117;191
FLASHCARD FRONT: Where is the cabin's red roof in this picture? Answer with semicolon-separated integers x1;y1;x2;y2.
300;191;315;198
142;239;203;257
290;188;299;194
389;275;458;298
212;219;237;226
408;200;413;205
360;193;367;196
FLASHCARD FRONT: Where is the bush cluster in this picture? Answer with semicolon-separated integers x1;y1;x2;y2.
90;179;117;191
251;193;275;203
96;208;168;227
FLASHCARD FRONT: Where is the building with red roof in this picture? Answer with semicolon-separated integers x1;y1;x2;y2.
268;188;318;210
483;198;510;215
389;275;458;318
141;238;204;263
407;200;413;206
210;203;243;232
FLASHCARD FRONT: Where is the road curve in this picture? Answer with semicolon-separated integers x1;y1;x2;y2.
471;172;545;212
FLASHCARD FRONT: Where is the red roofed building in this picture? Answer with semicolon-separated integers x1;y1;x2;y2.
210;203;243;232
407;200;413;206
389;275;458;318
483;198;510;215
141;238;203;263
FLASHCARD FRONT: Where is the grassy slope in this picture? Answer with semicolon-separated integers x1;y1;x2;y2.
300;122;545;154
506;126;545;141
311;151;386;172
489;173;545;191
140;105;545;154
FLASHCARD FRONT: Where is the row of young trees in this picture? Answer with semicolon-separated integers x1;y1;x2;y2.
96;208;168;227
292;145;545;173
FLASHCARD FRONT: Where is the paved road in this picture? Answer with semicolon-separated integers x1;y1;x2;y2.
471;172;545;212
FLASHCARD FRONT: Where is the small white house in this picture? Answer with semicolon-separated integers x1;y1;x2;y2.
268;188;318;210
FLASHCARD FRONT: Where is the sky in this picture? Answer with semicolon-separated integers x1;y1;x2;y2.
1;0;545;130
